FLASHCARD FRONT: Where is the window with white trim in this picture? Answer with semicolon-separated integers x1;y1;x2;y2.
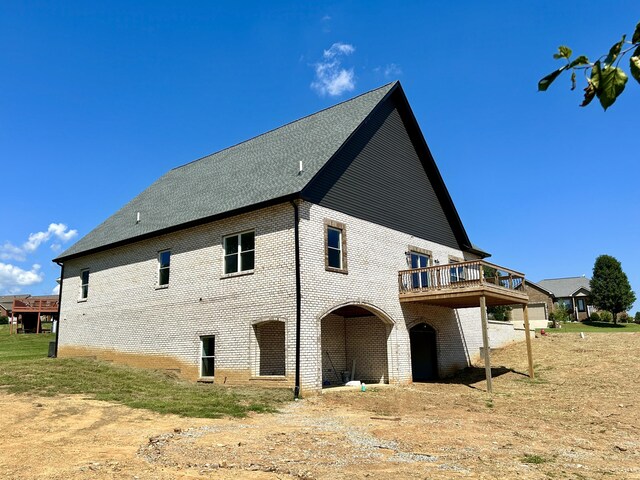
223;231;255;274
80;269;90;300
200;336;215;377
158;250;171;286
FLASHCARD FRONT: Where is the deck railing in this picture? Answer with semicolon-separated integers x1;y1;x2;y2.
12;299;59;312
398;260;525;295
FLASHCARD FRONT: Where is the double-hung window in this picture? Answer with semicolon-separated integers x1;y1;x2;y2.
223;231;255;275
158;250;171;287
200;336;215;377
80;269;90;300
324;220;347;273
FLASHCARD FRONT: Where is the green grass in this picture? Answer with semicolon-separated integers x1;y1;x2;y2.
545;321;640;333
521;454;551;464
0;325;290;418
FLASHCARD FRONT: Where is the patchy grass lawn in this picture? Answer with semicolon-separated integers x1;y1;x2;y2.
0;325;290;418
547;320;640;333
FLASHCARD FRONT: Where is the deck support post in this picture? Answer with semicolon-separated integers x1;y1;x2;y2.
479;295;492;394
522;303;535;378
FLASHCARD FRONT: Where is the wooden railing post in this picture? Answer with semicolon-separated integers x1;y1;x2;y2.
480;295;492;394
523;303;535;379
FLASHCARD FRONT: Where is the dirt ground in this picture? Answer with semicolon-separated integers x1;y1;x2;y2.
1;332;639;480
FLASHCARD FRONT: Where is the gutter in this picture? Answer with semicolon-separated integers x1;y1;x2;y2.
290;200;302;399
53;261;64;357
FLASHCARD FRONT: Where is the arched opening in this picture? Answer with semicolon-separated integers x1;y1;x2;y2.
253;320;285;376
410;322;438;381
320;304;391;387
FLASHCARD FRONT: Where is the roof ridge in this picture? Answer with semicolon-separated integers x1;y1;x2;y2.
539;276;589;281
172;81;397;171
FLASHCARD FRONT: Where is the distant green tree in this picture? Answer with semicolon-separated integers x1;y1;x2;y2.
487;305;512;321
550;303;571;326
634;312;640;324
538;21;640;110
590;255;636;324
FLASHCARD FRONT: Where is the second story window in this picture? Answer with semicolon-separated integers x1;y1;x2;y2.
324;220;347;273
223;231;255;274
158;250;171;286
80;269;90;300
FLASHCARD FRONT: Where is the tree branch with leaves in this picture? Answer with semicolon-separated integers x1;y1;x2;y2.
538;21;640;110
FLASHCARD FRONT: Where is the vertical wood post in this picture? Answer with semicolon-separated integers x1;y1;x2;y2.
479;295;492;393
36;310;41;334
523;303;535;379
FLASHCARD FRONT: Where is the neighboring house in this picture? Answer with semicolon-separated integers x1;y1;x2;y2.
0;295;30;318
537;276;594;321
54;81;530;394
510;281;554;329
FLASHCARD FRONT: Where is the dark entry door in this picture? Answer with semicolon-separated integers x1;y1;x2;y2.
410;323;438;381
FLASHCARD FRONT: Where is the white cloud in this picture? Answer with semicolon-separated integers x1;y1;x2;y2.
374;63;403;79
0;242;26;262
323;42;354;59
52;284;60;295
0;223;77;261
311;42;356;97
384;63;402;78
50;243;62;253
0;262;44;292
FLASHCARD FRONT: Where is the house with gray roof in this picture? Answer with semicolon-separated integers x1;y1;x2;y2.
537;276;593;321
54;82;532;394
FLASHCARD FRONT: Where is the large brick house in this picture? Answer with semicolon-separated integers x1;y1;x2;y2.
54;82;531;394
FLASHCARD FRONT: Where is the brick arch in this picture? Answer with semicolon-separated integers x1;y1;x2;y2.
317;301;396;326
318;301;392;386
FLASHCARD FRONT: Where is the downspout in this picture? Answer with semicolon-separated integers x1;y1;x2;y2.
290;200;302;399
54;261;64;358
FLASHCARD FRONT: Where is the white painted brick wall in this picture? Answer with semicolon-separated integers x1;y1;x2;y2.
59;199;527;393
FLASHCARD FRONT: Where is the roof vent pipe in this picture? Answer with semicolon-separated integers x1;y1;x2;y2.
136;212;141;224
298;161;303;175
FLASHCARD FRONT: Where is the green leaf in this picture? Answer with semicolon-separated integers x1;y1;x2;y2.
538;67;566;91
570;71;577;90
632;21;640;44
568;55;589;68
553;45;573;60
604;35;626;66
631;46;640;85
597;66;628;110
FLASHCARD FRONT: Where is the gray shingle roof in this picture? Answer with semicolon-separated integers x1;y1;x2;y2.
537;277;591;297
56;82;396;261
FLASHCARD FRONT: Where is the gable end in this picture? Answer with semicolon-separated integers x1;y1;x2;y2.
302;85;472;251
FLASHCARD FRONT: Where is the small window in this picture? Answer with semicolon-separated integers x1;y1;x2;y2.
200;336;215;377
223;231;255;274
80;269;89;299
158;250;171;286
324;220;347;273
327;228;342;268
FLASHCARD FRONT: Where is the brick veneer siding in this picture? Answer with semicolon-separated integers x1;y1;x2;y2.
298;202;493;392
58;203;297;385
58;200;530;394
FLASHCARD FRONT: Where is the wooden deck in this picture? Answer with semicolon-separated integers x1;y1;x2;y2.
398;260;528;308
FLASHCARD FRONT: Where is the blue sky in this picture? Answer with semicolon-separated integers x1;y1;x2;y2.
1;1;638;311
